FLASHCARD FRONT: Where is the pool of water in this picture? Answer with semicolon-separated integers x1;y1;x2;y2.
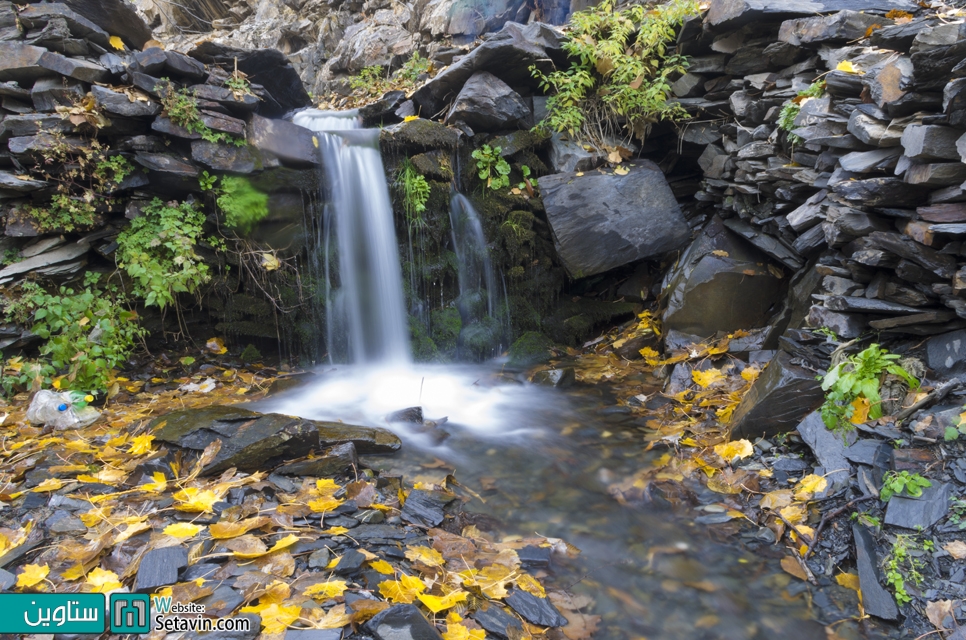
261;363;836;639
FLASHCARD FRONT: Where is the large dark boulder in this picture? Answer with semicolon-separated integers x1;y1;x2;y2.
22;0;155;50
705;0;918;31
661;217;784;337
539;160;689;278
445;71;532;131
188;43;311;118
412;21;566;117
150;405;400;476
250;114;320;167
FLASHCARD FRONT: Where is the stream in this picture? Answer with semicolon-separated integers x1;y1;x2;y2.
261;364;831;640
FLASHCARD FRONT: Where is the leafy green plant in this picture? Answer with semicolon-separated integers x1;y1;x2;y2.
880;471;932;502
814;326;839;341
884;535;924;606
948;497;966;530
158;81;245;146
530;0;699;144
116;198;219;308
820;343;920;433
778;80;826;145
349;66;386;95
472;145;511;192
850;511;881;528
198;170;218;192
347;53;432;102
216;176;269;235
395;159;430;229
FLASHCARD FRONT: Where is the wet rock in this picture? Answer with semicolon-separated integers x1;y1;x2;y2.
134;152;199;177
926;329;966;377
380;118;459;153
134;545;188;592
275;443;359;477
386;407;423;424
38;51;108;83
198;585;245;618
797;411;855;495
365;604;443;640
504;589;567;627
730;351;826;440
473;604;524;639
531;368;575;388
901;124;964;161
445;71;532;131
44;510;86;534
91;85;161;118
307;548;331;569
412;21;565;117
0;43;54;83
540;161;689;278
401;489;453;527
852;524;898;620
150;406;400;475
358;90;407;128
518;545;552;568
191;140;258;173
334;548;368;576
662;217;784;337
885;481;951;529
249;114;320;167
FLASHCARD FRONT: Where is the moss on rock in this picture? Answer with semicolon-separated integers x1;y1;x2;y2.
508;331;555;367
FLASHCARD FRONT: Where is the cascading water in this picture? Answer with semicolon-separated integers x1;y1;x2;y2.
293;109;410;365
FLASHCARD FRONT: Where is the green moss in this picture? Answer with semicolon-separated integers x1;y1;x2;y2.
431;306;461;358
218;176;270;235
410;315;439;362
544;299;640;345
460;316;502;360
508;331;555;367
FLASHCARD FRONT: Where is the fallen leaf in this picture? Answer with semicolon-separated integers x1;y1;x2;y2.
926;599;955;630
163;522;204;539
836;60;861;74
210;516;271;539
109;35;125;50
442;613;486;640
17;564;49;589
173;487;220;513
713;439;753;463
305;604;352;629
515;573;546;598
943;540;966;559
794;474;828;500
405;546;445;567
85;567;122;593
304;580;348;599
850;397;870;424
206;337;228;354
417;590;468;613
781;556;808;581
233;534;299;559
261;253;280;271
378;574;426;603
836;572;860;594
240;603;300;634
613;165;629;176
692;368;726;388
759;489;794;510
370;559;395;575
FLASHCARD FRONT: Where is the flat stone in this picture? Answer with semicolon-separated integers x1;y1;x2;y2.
722;218;803;270
444;71;532;131
275;442;359;476
825;296;921;314
853;524;898;620
190;140;257;173
847;110;903;147
150;406;400;475
504;589;567;627
134;545;188;592
926;329;966;376
779;10;887;46
307;548;331;569
472;604;523;639
866;55;914;108
364;604;443;640
197;585;245;618
806;305;869;340
18;3;110;47
901;124;963;161
38;51;108;83
91;85;161;118
44;510;87;534
885;482;950;529
30;76;85;112
134;47;167;75
191;85;260;113
730;351;826;440
151;116;203;140
182;563;222;582
401;489;453;527
839;147;902;173
0;170;47;192
59;0;153;50
906;162;966;187
250;114;320;167
0;240;89;285
164;50;206;81
549;133;606;173
833;177;932;208
0;2;21;41
0;42;54;83
705;0;917;31
797;411;855;495
333;548;368;576
134;152;199;177
540;161;690;278
200;110;246;136
379;118;459;153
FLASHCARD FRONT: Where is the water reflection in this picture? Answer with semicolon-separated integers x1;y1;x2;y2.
262;364;830;639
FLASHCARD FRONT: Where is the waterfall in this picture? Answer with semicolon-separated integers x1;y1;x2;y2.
293;109;410;365
449;193;507;358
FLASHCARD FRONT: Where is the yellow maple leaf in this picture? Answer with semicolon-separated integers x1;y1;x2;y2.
741;367;760;382
692;368;726;388
79;506;112;527
378;574;427;603
759;489;794;510
404;546;445;567
210;516;270;539
140;472;168;493
308;604;352;629
836;572;861;594
240;603;301;634
515;573;546;598
713;439;753;463
109;35;125;50
128;434;154;455
304;580;348;599
779;504;805;524
442;613;486;640
61;563;88;581
836;60;862;74
308;497;344;513
164;522;204;538
233;534;299;559
85;567;122;593
850;397;871;424
17;564;49;589
461;564;513;599
322;526;350;535
794;474;828;500
316;478;341;494
173;488;220;513
417;590;468;613
404;115;420;122
370;559;395;575
32;478;64;492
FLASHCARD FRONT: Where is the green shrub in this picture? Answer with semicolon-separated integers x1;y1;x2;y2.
471;145;511;192
531;0;699;144
777;81;826;145
347;53;432;103
216;176;270;235
158;81;246;146
395;160;430;228
116;198;219;308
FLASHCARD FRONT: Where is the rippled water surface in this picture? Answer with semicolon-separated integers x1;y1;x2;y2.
262;363;837;639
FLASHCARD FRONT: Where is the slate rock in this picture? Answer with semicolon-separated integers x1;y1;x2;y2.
200;110;246;136
275;442;359;476
0;170;47;192
797;411;855;495
504;589;567;627
445;71;532;131
0;240;90;285
0;2;21;41
151;116;202;140
334;548;368;576
539;161;689;278
191;140;258;173
59;0;153;50
308;548;331;569
30;76;85;112
0;568;14;590
358;90;407;127
197;585;245;618
134;545;188;592
839;147;902;173
779;10;886;46
44;510;87;534
531;368;575;388
662;216;783;337
548;133;606;173
38;51;108;83
825;296;921;315
364;604;443;640
833;177;932;208
845;440;889;466
400;489;453;527
853;524;898;620
885;482;951;529
18;3;110;47
181;563;222;582
250;114;320;166
91;85;161;118
806;306;869;339
730;351;826;440
191;85;260;113
518;545;552;568
473;604;524;639
901;124;963;161
134;152;199;177
0;43;54;83
926;329;966;376
706;0;916;31
150;406;400;475
847;110;902;147
164;50;206;81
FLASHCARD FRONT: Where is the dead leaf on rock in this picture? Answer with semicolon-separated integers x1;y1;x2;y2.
943;540;966;559
780;556;808;582
926;599;955;630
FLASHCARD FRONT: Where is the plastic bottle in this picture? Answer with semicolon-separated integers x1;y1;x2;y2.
26;389;100;430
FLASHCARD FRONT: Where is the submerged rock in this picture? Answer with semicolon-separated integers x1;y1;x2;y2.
540;161;689;278
150;406;400;475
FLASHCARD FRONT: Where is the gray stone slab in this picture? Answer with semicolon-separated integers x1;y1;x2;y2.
853;524;898;620
884;481;950;529
797;411;855;495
